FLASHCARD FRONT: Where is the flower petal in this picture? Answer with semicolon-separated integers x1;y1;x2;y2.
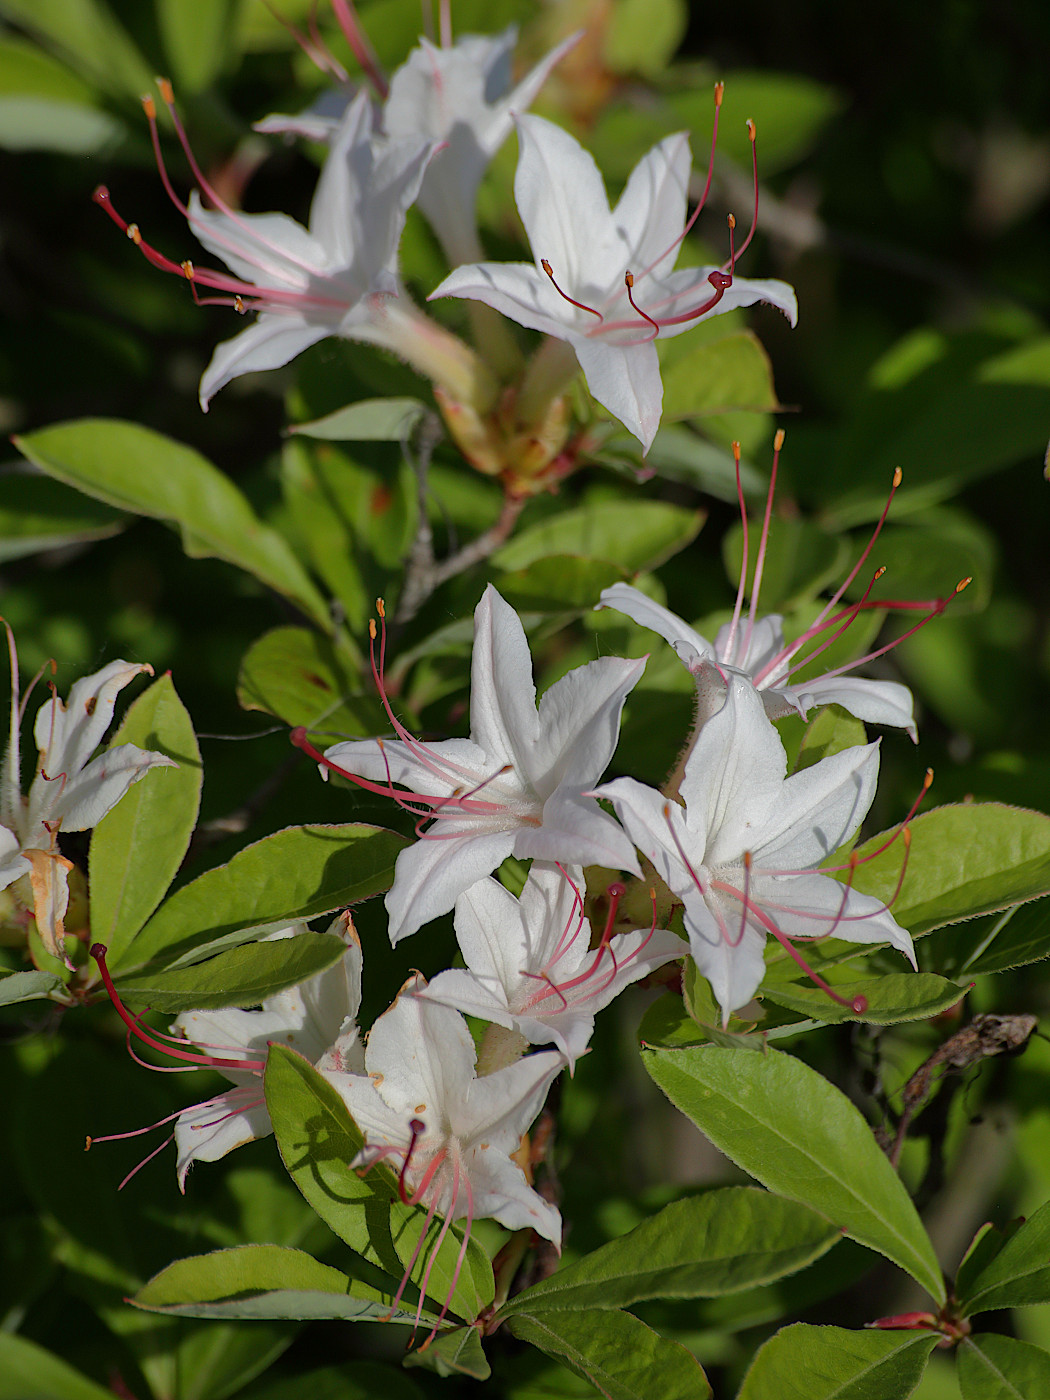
573;335;664;452
175;1088;272;1191
385;826;518;944
469;585;540;769
54;743;176;833
684;901;768;1026
753;740;880;872
200;316;330;409
598;583;714;669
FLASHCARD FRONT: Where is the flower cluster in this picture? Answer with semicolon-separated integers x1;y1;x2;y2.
94;1;797;479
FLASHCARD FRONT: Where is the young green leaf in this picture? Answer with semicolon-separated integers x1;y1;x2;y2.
0;969;61;1006
737;1324;938;1400
644;1045;945;1303
505;1306;712;1400
90;673;202;972
14;419;331;630
957;1199;1050;1314
236;626;373;733
126;823;408;968
957;1334;1050;1400
492;498;704;574
499;1187;839;1316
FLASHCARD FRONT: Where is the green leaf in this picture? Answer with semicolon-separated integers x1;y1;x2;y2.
958;1199;1050;1314
157;0;235;91
954;900;1050;976
236;626;373;734
955;1221;1022;1303
90;674;202;972
0;1334;114;1400
0;472;125;561
247;1366;426;1400
760;974;965;1026
126;823;407;968
505;1307;711;1400
403;1326;491;1382
0;968;61;1005
493;499;704;573
265;1045;495;1324
640;426;769;504
678;71;842;174
14;419;331;630
0;0;155;101
500;1187;839;1315
133;1245;420;1324
848;804;1050;937
842;509;995;614
0;93;122;153
958;1335;1050;1400
114;930;348;1012
638;992;710;1049
643;1045;945;1302
291;398;428;441
492;557;625;612
662;333;780;421
795;706;869;773
737;1324;938;1400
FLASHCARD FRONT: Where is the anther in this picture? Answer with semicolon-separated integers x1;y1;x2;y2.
141;95;156;120
746;118;756;144
181;260;194;280
156;77;175;106
714;81;724;107
377;598;386;618
956;577;972;594
774;428;785;452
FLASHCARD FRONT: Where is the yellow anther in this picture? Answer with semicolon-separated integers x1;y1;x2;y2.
956;577;972;594
773;428;786;451
727;212;736;230
126;223;141;244
181;260;194;280
746;118;756;143
714;81;724;107
156;77;175;106
369;619;377;640
376;597;386;618
141;95;156;119
893;466;903;488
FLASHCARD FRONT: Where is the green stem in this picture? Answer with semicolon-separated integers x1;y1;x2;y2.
515;336;580;428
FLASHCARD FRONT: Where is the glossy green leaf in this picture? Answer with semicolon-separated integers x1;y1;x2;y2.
737;1324;938;1400
0;1333;114;1400
760;974;964;1025
644;1045;945;1302
236;626;373;734
847;804;1050;937
507;1306;710;1400
0;968;61;1005
500;1187;839;1316
641;426;768;504
157;0;235;91
291;397;428;441
954;1221;1022;1303
493;499;703;573
662;332;780;421
842;509;994;614
90;673;202;972
953;900;1050;977
127;823;407;968
638;992;710;1049
113;930;347;1012
0;0;155;100
0;472;124;561
958;1335;1050;1400
14;419;331;630
133;1245;419;1324
265;1045;494;1325
492;557;625;611
958;1199;1050;1314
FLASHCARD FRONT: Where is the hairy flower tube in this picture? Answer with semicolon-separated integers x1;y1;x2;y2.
421;863;682;1069
89;919;363;1190
293;586;644;943
0;628;174;965
94;86;493;412
599;436;971;738
329;975;564;1334
595;675;916;1025
432;108;798;451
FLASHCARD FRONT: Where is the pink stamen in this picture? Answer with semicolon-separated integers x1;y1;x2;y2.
398;1118;427;1204
723;119;759;268
542;259;603;321
624;272;659;342
263;1;349;84
724;441;750;661
743;426;784;659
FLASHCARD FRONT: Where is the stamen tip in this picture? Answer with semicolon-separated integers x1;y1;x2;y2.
732;439;741;463
541;258;553;277
369;619;377;640
746;117;756;142
156;77;175;106
376;597;386;618
773;428;785;451
714;81;724;107
89;942;107;961
893;466;903;488
727;212;736;229
624;270;635;287
956;577;972;594
85;1135;93;1152
140;94;156;119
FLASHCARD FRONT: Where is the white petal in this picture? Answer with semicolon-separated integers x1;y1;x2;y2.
653;269;799;340
785;676;917;740
517;789;642;875
752;870;913;964
454;875;531;985
32;660;153;792
365;986;477;1120
610;131;691;274
188;192;324;289
323;734;492;800
685;902;768;1026
466;1138;562;1245
598;584;713;670
469;586;540;769
54;743;176;832
754;741;880;872
430;258;575;339
531;654;646;796
595;776;698;897
573;335;663;452
199;316;330;409
385;827;518;944
175;1088;272;1191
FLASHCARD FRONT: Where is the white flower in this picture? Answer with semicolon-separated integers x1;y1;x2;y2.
422;863;682;1068
597;582;917;737
331;975;564;1246
1;635;176;965
596;676;915;1025
383;28;580;265
310;586;644;944
431;114;797;451
90;917;364;1191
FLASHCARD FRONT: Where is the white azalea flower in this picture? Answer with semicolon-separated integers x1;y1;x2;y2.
1;633;175;965
431;114;797;451
90;917;364;1191
96;88;486;410
302;586;644;944
422;863;682;1069
330;976;564;1297
596;676;915;1025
